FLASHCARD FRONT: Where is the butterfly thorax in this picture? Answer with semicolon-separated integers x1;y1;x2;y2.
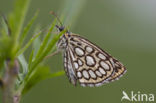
57;32;71;50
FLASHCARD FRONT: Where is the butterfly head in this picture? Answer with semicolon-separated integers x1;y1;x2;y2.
55;25;71;38
55;25;65;32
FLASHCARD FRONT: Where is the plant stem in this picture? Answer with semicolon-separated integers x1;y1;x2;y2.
2;59;20;103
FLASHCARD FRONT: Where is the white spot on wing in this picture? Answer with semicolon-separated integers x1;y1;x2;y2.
75;47;84;56
95;70;102;77
86;46;93;53
82;70;89;79
110;58;115;68
77;72;82;78
86;56;95;66
74;62;79;69
88;70;96;78
78;59;83;66
100;61;109;70
98;53;106;60
99;67;106;75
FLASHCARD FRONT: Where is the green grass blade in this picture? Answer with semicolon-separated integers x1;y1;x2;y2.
0;16;10;36
17;20;64;93
35;19;57;58
18;54;28;74
9;0;31;58
21;65;50;95
47;70;65;79
22;29;66;88
20;10;39;46
32;25;41;56
28;49;34;69
30;30;66;71
21;66;64;95
9;0;31;39
0;37;12;69
17;30;42;56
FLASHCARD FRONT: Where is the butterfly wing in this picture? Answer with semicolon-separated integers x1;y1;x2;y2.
105;58;127;82
63;49;77;85
63;33;126;87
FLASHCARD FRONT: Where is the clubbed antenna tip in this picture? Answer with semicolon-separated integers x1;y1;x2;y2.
49;11;63;27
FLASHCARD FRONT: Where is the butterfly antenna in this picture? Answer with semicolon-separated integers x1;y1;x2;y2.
50;11;63;27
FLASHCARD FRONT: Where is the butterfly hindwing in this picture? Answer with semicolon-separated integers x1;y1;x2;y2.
61;33;126;87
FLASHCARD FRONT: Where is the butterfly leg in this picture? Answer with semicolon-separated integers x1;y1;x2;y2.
44;50;61;59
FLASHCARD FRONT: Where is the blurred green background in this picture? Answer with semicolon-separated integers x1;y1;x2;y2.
0;0;156;103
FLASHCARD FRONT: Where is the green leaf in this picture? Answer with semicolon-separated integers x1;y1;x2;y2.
16;19;60;94
47;70;65;79
30;29;66;72
32;25;41;56
0;16;10;36
16;54;28;87
35;18;57;58
21;65;50;95
20;10;39;46
21;66;64;95
16;30;42;56
9;0;31;38
9;0;31;58
28;49;34;69
21;28;66;90
0;37;12;68
18;54;28;75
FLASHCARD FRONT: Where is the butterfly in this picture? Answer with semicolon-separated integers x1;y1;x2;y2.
56;25;127;87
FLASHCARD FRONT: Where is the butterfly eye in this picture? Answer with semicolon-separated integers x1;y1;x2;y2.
55;25;65;31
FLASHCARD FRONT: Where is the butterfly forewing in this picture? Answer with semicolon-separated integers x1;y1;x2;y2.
58;32;126;87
